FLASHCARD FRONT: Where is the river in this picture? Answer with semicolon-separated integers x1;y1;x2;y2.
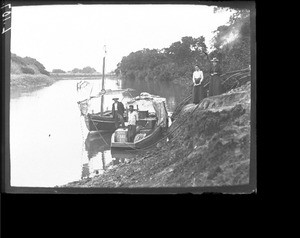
9;77;186;187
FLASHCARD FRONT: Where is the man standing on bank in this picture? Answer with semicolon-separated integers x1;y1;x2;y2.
209;57;222;97
192;65;204;104
112;98;125;129
127;105;139;142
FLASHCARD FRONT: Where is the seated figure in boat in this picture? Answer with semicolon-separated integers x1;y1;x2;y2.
127;104;139;142
112;98;125;129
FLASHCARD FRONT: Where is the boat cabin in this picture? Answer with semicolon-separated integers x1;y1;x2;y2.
111;93;168;149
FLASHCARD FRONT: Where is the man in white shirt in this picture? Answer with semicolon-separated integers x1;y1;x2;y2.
127;105;139;142
192;65;205;104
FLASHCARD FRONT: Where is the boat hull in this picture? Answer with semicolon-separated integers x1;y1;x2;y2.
111;126;163;149
84;113;116;132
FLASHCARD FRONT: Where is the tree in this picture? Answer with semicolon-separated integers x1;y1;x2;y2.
71;68;81;73
82;66;96;74
21;66;35;74
52;69;66;73
210;9;251;72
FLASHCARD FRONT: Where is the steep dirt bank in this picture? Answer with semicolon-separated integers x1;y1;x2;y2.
64;81;251;188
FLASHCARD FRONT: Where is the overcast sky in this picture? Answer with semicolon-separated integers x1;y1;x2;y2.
11;4;234;73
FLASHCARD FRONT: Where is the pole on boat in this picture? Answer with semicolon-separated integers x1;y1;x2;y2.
101;45;106;116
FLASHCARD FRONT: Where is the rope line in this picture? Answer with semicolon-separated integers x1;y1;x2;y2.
89;117;109;146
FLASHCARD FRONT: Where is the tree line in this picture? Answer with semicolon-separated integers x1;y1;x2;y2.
115;8;251;86
52;66;97;74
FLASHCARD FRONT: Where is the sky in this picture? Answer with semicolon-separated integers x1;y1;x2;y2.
11;4;234;73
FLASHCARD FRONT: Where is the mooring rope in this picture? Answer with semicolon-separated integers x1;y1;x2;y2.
89;117;110;146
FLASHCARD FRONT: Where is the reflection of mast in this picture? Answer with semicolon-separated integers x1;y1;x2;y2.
101;45;106;116
81;163;90;179
101;152;106;171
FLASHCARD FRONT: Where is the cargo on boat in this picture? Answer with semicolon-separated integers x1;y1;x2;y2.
110;92;169;150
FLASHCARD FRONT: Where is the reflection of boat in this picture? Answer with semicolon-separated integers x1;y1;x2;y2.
85;131;112;159
81;131;113;179
111;93;169;149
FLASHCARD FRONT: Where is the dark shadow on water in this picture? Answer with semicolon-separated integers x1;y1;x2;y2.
82;131;138;179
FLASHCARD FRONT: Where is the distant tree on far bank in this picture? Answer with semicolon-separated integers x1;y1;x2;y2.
71;67;97;74
52;69;66;73
71;68;81;73
82;66;96;74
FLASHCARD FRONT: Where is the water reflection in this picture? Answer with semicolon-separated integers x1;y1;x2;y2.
82;132;113;178
82;131;138;179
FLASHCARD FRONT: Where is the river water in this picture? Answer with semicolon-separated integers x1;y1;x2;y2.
10;77;186;187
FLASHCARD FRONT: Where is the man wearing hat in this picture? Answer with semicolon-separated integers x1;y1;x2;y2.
112;98;125;128
127;104;139;142
209;57;222;96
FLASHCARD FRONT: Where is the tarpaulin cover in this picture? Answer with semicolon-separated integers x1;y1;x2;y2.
152;100;168;127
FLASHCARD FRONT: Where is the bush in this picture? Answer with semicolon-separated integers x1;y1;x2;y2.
21;67;35;74
52;69;66;73
82;66;96;74
40;69;50;76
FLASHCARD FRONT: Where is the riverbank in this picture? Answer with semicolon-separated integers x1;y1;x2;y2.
10;74;58;97
63;81;251;188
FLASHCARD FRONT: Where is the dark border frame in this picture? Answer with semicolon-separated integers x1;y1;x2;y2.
1;0;256;194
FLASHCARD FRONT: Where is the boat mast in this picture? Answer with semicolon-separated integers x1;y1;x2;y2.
101;45;106;116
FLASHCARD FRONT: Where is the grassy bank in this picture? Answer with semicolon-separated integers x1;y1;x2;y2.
10;74;57;96
63;81;251;188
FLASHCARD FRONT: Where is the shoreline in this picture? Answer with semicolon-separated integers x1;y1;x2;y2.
62;81;251;188
10;74;57;96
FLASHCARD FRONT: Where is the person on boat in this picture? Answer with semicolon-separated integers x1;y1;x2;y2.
127;104;139;142
192;65;204;104
209;57;222;96
112;98;125;128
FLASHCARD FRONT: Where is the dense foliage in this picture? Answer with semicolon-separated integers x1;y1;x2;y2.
21;66;35;74
11;53;50;76
210;9;251;72
71;66;97;74
115;36;210;82
115;8;251;86
52;69;66;73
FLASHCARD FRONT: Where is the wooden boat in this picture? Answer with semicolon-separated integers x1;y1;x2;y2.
76;45;134;132
110;93;169;149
